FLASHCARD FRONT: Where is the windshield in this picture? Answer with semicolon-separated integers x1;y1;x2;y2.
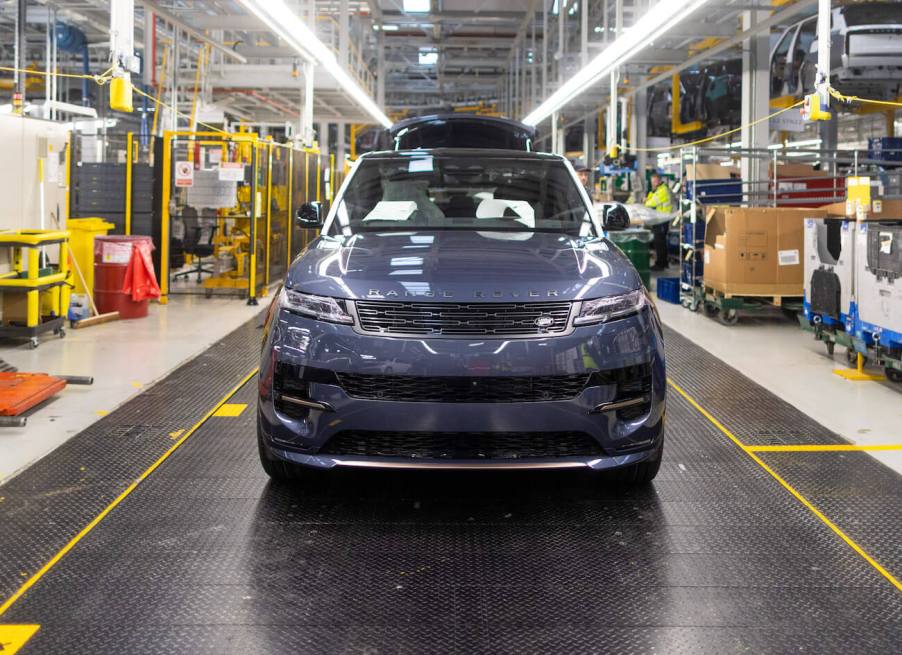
843;5;902;26
326;155;596;238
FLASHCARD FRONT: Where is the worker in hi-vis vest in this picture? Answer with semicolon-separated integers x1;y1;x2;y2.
645;171;672;270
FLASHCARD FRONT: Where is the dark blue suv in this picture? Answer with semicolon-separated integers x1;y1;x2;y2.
258;148;665;484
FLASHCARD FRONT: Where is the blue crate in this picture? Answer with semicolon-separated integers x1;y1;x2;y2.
667;229;680;257
867;137;902;164
686;179;742;204
681;220;706;245
656;277;680;304
681;259;704;285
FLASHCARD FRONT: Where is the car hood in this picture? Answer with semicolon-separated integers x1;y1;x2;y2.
286;230;641;302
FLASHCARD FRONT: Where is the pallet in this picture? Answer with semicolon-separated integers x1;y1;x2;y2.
701;285;803;326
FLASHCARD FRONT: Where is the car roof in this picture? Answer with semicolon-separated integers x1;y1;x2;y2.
387;113;536;138
357;148;565;161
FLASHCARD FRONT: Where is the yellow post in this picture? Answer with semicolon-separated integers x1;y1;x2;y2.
350;124;359;160
330;153;336;201
58;238;71;317
159;132;172;304
125;132;134;235
247;141;258;303
286;148;294;261
26;247;40;327
265;144;273;287
316;155;322;203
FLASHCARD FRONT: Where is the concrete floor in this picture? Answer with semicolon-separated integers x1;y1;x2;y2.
0;294;267;483
652;278;902;475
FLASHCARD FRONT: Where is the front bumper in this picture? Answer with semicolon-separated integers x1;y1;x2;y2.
258;305;666;470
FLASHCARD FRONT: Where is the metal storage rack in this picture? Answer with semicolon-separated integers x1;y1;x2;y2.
673;144;900;319
0;230;73;348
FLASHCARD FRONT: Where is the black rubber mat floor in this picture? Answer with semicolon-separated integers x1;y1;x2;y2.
0;325;899;654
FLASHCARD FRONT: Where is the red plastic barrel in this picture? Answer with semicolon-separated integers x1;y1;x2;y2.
94;236;153;319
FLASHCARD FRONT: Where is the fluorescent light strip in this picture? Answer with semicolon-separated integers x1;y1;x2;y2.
236;0;392;128
523;0;712;127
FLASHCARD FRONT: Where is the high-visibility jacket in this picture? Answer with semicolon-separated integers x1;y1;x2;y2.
645;183;673;214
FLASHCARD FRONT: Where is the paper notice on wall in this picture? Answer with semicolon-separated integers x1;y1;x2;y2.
218;161;245;182
102;241;133;264
704;250;710;264
45;155;59;184
209;149;222;164
175;161;194;187
778;249;800;266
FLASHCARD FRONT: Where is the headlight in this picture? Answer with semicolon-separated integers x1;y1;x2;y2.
574;290;646;326
279;288;354;325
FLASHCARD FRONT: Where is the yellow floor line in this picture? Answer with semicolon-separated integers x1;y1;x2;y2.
747;444;902;453
0;368;259;618
667;378;902;592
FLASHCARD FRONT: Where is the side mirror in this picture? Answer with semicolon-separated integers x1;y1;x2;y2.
602;204;630;232
296;202;324;228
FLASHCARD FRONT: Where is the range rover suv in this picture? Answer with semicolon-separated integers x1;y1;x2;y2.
258;148;665;483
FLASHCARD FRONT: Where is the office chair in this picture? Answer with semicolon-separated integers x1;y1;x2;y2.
173;208;218;283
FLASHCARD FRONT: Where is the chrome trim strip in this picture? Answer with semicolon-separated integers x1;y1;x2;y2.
279;395;335;412
346;299;578;340
333;459;588;470
591;395;649;414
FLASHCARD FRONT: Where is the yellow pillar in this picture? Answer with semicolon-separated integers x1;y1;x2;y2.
26;247;40;327
159;132;172;304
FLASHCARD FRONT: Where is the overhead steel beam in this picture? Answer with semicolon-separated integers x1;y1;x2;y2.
381;10;536;22
136;0;247;63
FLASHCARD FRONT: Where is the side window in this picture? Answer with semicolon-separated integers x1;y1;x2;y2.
770;27;794;96
791;19;817;91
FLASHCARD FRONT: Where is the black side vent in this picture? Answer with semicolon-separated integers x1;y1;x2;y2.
589;363;653;420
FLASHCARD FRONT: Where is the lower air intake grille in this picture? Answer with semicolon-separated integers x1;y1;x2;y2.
335;373;590;402
319;430;603;459
354;300;572;337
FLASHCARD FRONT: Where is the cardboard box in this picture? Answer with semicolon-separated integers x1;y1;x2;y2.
703;206;827;297
768;163;830;179
824;199;902;221
685;163;739;181
2;292;29;325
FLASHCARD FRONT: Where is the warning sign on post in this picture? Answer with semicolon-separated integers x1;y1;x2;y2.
218;161;246;182
175;161;194;187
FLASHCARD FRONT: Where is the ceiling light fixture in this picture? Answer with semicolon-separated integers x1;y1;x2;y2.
522;0;713;127
403;0;431;12
236;0;392;128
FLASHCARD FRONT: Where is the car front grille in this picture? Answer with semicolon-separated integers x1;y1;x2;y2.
334;373;590;402
353;300;572;337
319;430;603;459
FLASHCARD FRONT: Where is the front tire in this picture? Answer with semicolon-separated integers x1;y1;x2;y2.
608;442;663;486
258;418;299;483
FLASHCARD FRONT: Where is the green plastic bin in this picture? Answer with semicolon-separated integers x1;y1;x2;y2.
608;229;652;288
